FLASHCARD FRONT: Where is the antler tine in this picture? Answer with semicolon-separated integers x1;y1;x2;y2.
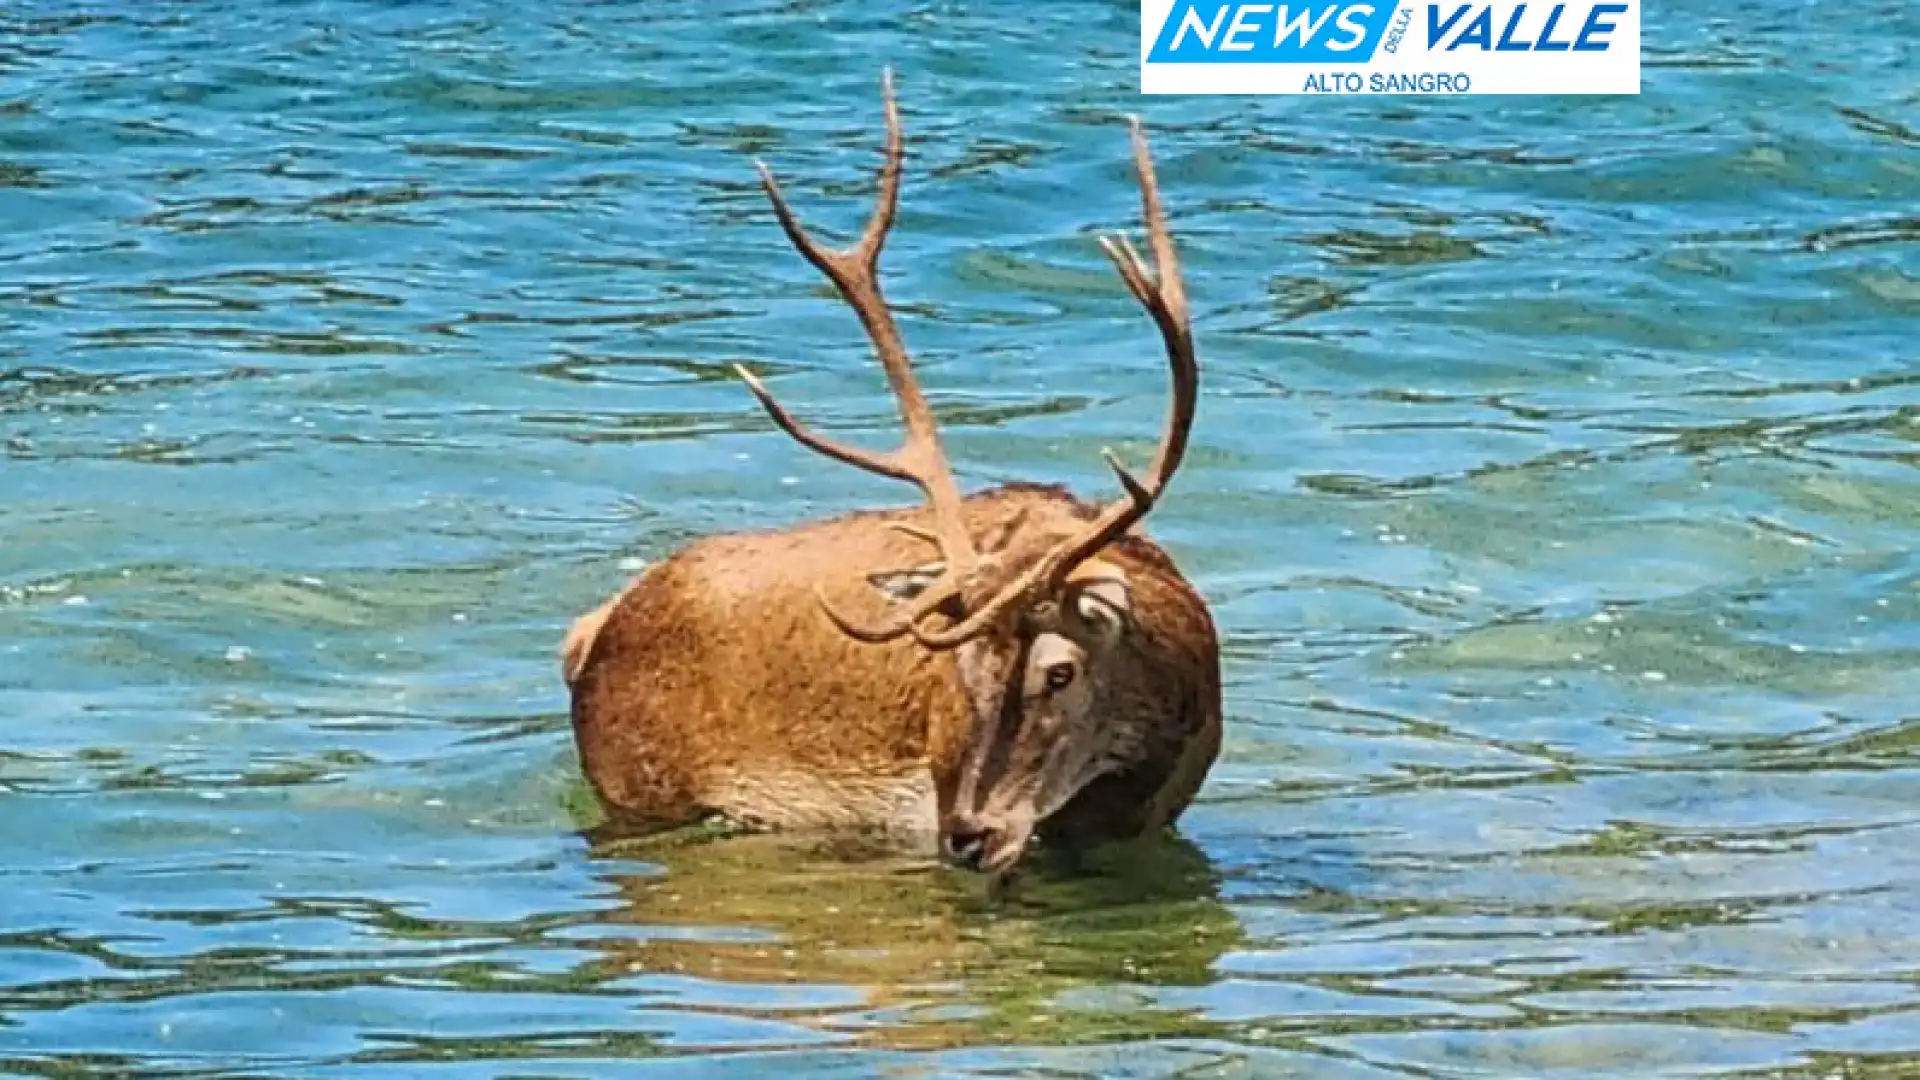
802;519;951;647
736;70;980;643
732;364;916;483
814;577;962;645
1103;115;1196;498
902;115;1198;651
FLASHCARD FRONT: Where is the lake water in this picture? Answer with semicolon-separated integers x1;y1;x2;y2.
3;1;1917;1076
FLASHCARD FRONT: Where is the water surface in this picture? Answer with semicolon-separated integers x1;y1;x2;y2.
3;0;1918;1076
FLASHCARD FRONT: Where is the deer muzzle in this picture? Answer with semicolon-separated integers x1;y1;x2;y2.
940;809;1035;875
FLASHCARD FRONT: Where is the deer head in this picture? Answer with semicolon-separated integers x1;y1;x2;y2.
733;71;1198;875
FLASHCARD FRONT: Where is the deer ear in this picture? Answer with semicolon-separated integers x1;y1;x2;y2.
866;562;947;603
1068;567;1132;645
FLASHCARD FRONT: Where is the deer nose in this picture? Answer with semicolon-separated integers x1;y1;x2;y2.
941;815;997;870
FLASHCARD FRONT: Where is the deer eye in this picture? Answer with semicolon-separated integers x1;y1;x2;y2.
1044;662;1076;691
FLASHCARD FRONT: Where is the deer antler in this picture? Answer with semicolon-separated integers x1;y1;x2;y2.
903;115;1197;651
739;85;1195;652
733;70;978;641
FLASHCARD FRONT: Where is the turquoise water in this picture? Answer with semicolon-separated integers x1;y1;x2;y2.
3;0;1918;1075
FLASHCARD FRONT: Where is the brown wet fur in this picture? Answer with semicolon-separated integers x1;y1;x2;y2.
564;481;1221;852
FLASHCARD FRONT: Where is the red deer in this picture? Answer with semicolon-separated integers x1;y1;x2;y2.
562;71;1219;878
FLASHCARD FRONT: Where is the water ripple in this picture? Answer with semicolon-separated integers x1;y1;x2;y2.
2;0;1918;1076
